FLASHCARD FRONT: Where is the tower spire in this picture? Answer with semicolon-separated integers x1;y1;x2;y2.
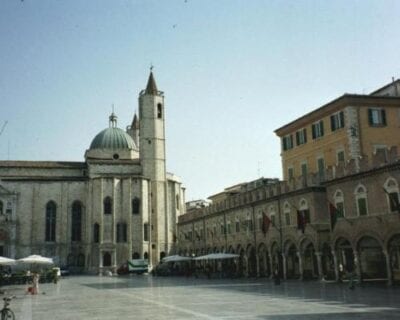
145;67;158;95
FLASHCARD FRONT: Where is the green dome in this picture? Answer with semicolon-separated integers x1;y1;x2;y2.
90;127;136;150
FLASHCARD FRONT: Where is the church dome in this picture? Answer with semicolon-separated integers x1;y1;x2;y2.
89;112;137;150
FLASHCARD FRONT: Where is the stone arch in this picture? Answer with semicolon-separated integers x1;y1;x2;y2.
300;238;318;279
285;241;300;279
321;242;335;280
388;234;400;283
357;235;387;280
335;237;354;273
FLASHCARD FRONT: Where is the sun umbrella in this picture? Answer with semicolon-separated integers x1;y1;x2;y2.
0;256;16;266
194;253;239;260
18;255;53;265
162;255;192;263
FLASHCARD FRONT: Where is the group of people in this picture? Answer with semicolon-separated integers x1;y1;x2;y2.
26;271;40;295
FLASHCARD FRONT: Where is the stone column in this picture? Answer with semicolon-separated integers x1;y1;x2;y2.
256;254;260;277
269;253;274;279
331;250;339;282
297;251;304;280
383;250;393;286
282;254;287;280
315;251;323;280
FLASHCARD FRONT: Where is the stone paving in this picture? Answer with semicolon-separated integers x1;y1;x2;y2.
1;275;400;319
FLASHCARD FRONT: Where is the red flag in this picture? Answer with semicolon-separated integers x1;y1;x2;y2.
297;210;305;233
262;212;271;235
329;202;337;230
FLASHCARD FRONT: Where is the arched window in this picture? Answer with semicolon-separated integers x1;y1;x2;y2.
299;198;311;223
384;178;400;213
0;201;3;215
143;252;148;260
157;103;162;119
117;222;127;243
355;185;368;216
104;197;112;215
71;201;82;241
103;252;111;267
284;202;291;226
334;189;345;217
132;197;140;215
268;205;276;226
93;223;100;243
45;201;57;242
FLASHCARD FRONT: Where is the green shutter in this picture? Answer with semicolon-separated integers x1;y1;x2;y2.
381;109;387;125
368;109;373;125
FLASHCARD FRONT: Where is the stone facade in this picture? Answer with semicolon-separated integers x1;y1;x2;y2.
0;72;185;273
178;79;400;285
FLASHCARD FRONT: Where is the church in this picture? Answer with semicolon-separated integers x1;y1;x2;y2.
0;72;185;273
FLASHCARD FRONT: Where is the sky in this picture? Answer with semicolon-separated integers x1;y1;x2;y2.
0;0;400;201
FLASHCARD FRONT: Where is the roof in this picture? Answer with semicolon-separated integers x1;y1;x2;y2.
0;161;86;169
274;94;400;136
89;127;137;150
370;79;400;96
145;71;158;95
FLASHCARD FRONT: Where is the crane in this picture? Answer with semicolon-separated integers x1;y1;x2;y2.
0;121;7;136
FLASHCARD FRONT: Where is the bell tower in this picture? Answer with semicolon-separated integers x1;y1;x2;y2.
138;70;167;266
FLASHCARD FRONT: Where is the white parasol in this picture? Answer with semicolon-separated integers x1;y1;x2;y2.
162;255;192;263
18;255;53;265
194;253;239;260
0;256;16;266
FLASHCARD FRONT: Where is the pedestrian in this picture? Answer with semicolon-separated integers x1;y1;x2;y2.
348;271;355;290
32;272;40;295
273;267;280;285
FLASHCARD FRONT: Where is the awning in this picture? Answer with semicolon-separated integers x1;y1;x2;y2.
162;255;192;263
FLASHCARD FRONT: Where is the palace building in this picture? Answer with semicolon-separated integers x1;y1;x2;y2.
0;72;185;273
178;79;400;285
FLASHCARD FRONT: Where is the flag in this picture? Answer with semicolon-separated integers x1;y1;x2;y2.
262;212;271;235
297;210;305;233
329;202;337;230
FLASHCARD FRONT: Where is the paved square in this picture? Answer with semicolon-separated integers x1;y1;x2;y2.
2;276;400;319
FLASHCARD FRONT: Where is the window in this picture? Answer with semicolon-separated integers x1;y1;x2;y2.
220;224;225;235
295;128;307;146
288;167;294;180
285;212;291;225
258;216;263;230
93;223;100;243
104;197;112;215
312;120;324;139
271;214;276;226
355;185;368;216
317;157;325;180
374;145;388;162
117;223;127;243
157;103;163;119
71;201;82;242
132;198;140;215
337;150;345;164
384;178;400;213
282;134;293;151
299;199;311;223
227;223;231;234
0;201;3;215
334;190;345;218
368;108;386;126
301;162;307;178
176;194;180;210
144;223;149;241
235;220;240;233
330;111;345;131
45;201;57;242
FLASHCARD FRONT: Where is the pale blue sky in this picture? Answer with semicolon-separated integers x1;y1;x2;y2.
1;0;399;200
